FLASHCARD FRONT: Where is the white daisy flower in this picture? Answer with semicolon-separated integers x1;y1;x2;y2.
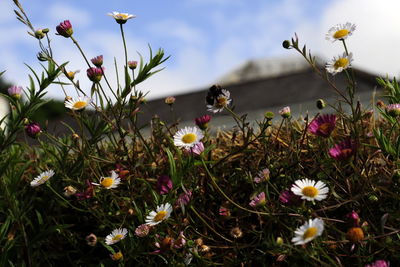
173;126;204;148
326;22;356;42
108;12;136;24
64;96;91;111
326;52;353;75
207;89;232;113
30;170;55;187
292;218;324;245
145;203;173;226
291;178;329;202
97;171;121;189
105;228;128;245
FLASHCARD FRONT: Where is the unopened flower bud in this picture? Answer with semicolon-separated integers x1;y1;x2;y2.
111;251;123;261
64;186;77;197
369;195;378;202
37;51;48;62
7;85;23;100
56;20;73;38
25;122;41;138
128;60;138;70
195;115;212;130
282;40;291;49
91;55;103;67
346;227;364;243
86;67;104;83
34;29;45;39
316;99;326;109
376;100;385;108
264;111;274;120
276;237;284;246
42;28;49;34
279;106;291;118
164;96;176;105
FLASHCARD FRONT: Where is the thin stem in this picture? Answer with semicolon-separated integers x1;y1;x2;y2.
70;36;91;68
190;206;233;243
120;24;129;72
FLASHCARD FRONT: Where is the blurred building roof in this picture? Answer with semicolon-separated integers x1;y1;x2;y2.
216;55;315;85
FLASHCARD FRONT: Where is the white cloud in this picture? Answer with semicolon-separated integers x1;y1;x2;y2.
149;19;206;46
48;3;92;27
297;0;400;77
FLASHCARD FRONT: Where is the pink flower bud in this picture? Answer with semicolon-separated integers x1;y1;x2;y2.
25;122;41;138
156;175;173;195
91;55;103;67
56;20;73;38
195;115;212;130
86;67;104;83
7;85;23;99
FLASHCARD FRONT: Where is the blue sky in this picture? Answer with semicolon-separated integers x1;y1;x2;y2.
1;0;400;100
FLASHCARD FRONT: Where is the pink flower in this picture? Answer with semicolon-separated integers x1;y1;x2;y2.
364;260;390;267
91;55;103;67
175;190;192;208
279;190;301;206
25;122;41;138
135;224;151;237
7;85;23;99
195;115;212;130
56;20;73;38
156;175;173;195
254;168;270;183
328;139;356;160
308;114;337;137
249;192;266;208
87;67;104;83
184;142;204;156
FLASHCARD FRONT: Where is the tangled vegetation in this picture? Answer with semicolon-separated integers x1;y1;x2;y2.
0;1;399;266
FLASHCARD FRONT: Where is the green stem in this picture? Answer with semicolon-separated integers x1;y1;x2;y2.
47;183;88;213
190;206;233;243
120;24;129;72
70;36;91;68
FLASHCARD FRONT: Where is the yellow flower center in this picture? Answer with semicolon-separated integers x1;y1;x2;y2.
182;133;197;144
318;123;331;134
101;177;114;188
333;29;349;39
303;227;318;239
37;175;49;184
334;58;349;69
302;186;318;198
117;14;129;20
112;234;123;241
72;101;87;110
216;96;228;108
154;210;167;222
